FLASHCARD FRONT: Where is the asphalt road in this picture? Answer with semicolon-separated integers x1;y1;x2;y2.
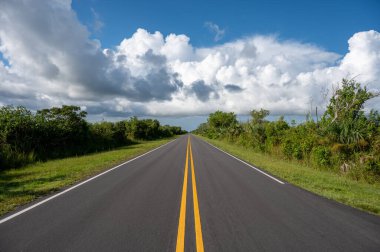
1;135;379;251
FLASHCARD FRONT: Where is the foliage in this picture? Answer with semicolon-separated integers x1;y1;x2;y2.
322;78;379;144
206;111;239;139
0;105;186;169
311;146;332;167
194;79;380;183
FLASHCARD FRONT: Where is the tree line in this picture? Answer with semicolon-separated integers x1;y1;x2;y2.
0;105;186;169
194;79;380;182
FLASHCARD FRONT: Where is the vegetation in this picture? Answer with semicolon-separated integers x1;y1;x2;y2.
0;105;186;169
195;79;380;184
0;138;175;216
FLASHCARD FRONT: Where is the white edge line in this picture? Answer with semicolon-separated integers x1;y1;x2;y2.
0;139;177;224
201;138;285;184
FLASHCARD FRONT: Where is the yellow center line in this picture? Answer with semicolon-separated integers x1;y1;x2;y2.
190;138;205;252
176;136;205;252
176;137;190;252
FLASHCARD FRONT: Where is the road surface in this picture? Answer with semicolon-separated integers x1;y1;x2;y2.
1;135;379;251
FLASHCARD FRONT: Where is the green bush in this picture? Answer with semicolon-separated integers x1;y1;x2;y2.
301;138;314;158
292;145;303;160
363;156;380;176
312;146;332;167
331;143;352;161
282;139;293;159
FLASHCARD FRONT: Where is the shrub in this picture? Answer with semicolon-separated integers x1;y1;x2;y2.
292;145;303;160
282;139;293;159
301;138;315;158
331;143;352;161
362;156;380;176
312;146;332;167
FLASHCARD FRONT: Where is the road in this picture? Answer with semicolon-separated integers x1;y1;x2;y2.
0;135;379;251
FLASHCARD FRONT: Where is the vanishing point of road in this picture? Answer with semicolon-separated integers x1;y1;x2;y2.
1;135;379;251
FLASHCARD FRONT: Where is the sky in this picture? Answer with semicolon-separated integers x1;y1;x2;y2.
0;0;379;130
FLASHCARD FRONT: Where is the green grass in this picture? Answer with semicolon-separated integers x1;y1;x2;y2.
197;136;380;215
0;138;175;217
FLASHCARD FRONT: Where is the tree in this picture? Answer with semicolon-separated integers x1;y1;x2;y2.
36;105;89;155
207;111;238;138
0;106;36;153
250;109;269;125
0;106;37;167
248;109;270;149
322;78;379;144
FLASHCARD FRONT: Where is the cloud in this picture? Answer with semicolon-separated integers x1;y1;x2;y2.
224;84;243;93
204;22;225;42
339;30;380;84
189;80;219;102
91;8;104;33
0;1;379;119
0;1;182;103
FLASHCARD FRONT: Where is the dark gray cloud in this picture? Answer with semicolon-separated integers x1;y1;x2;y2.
224;84;243;93
190;80;218;102
121;50;183;101
85;104;147;117
126;70;183;101
0;90;30;100
139;49;166;66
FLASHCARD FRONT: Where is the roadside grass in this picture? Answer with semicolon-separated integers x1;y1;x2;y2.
197;136;380;215
0;138;176;217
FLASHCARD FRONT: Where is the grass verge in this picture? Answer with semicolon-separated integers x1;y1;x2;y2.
197;136;380;215
0;137;175;217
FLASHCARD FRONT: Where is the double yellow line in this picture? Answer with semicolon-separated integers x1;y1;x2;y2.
176;137;204;252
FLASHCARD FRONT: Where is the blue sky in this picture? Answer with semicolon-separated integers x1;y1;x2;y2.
0;1;379;130
72;0;380;53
